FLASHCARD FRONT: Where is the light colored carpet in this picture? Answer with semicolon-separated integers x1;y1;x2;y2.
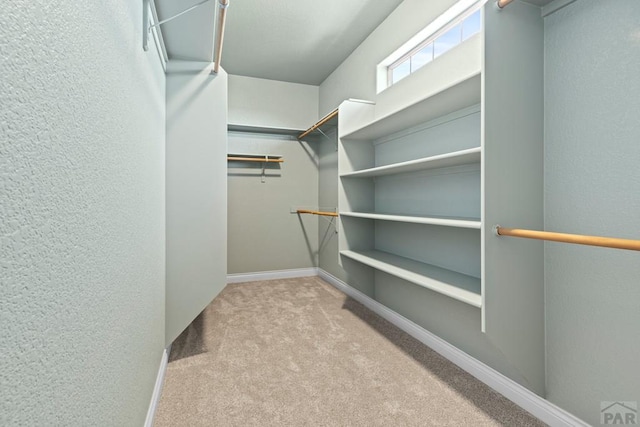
154;277;546;426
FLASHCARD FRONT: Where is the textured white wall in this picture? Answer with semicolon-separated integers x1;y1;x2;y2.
544;1;640;424
0;1;166;425
228;75;319;130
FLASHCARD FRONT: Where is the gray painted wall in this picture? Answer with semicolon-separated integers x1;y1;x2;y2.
317;128;346;281
228;75;319;130
227;132;319;274
0;1;166;424
165;64;228;345
544;1;640;424
227;77;320;275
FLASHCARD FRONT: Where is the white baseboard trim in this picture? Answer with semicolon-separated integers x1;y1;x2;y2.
227;267;319;284
317;269;589;427
144;345;171;427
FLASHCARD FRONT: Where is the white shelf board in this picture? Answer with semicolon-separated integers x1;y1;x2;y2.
340;250;482;308
227;124;302;137
341;73;481;141
339;212;481;229
340;147;480;178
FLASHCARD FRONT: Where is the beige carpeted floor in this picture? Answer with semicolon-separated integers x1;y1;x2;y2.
154;277;546;426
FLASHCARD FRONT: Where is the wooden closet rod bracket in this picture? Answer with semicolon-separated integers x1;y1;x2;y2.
298;109;338;140
495;226;640;252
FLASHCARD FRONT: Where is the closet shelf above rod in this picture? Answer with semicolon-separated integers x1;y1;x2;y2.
298;108;338;140
495;226;640;252
297;209;338;217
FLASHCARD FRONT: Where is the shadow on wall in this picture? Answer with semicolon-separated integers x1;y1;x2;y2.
296;139;320;167
340;297;544;426
296;214;319;267
319;217;338;254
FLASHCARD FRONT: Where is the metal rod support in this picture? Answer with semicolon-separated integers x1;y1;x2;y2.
150;0;211;29
149;0;168;63
495;226;640;252
213;0;229;73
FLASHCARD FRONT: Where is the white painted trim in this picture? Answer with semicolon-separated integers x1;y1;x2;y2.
144;345;171;427
227;268;319;284
317;269;589;427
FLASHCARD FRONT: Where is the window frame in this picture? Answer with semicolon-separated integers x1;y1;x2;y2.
386;4;483;88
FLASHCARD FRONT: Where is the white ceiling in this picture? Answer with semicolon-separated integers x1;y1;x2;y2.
221;0;404;85
154;0;403;85
154;0;554;85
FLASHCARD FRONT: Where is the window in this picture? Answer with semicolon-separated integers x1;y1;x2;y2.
379;1;484;90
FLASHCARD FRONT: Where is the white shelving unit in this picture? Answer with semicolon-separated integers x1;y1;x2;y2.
342;74;481;141
339;212;480;229
338;39;483;308
336;2;545;393
341;250;482;308
339;147;481;178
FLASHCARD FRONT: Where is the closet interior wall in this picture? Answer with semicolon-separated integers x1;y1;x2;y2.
543;1;640;424
1;2;166;424
227;131;320;274
316;128;349;283
226;75;321;275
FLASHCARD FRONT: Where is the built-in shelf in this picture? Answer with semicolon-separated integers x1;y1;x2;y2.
228;124;302;137
340;147;480;178
340;250;481;308
342;74;481;141
339;212;481;229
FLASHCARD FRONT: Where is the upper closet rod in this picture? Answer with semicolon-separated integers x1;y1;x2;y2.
298;109;338;140
495;226;640;252
213;0;229;74
227;156;283;163
497;0;515;8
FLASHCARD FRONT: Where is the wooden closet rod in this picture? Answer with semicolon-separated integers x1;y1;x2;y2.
495;226;640;252
213;0;229;74
497;0;515;8
227;156;283;163
297;209;338;217
298;109;338;140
